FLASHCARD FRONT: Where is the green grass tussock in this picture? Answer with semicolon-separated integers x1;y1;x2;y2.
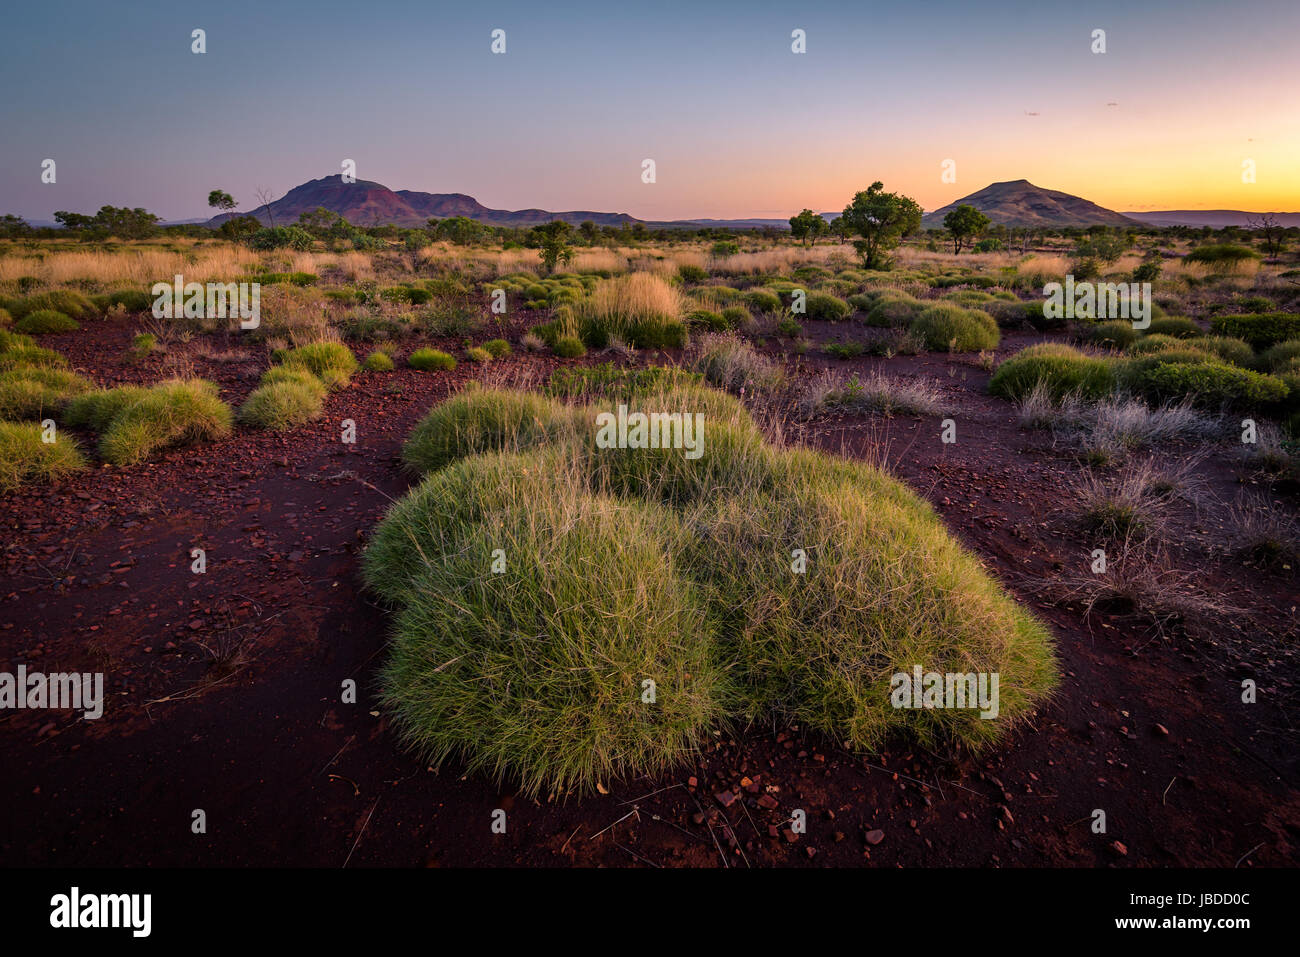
0;421;87;493
364;383;1058;796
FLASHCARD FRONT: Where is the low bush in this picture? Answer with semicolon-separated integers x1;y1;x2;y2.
989;343;1116;401
11;289;98;321
408;348;456;371
553;336;586;358
1210;313;1300;348
363;350;395;371
15;310;79;334
909;304;999;352
482;338;512;359
1258;339;1300;372
1132;361;1287;411
742;289;782;313
1088;320;1139;349
864;291;925;328
465;346;492;363
802;291;851;321
1145;316;1201;339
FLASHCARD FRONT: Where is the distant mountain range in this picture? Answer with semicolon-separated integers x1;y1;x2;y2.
922;179;1142;228
25;174;1298;232
1120;209;1300;228
206;175;641;229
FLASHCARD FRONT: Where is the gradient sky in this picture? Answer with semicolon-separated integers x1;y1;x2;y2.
2;0;1298;222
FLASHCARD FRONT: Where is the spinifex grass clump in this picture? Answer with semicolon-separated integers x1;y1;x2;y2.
365;382;1058;797
0;365;93;420
63;379;233;465
276;341;358;389
238;367;327;430
563;272;688;348
0;421;87;493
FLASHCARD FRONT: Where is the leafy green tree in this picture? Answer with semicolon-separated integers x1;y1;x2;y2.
207;189;237;218
578;220;598;243
1074;229;1128;263
90;206;160;239
218;215;261;244
533;220;573;273
789;208;826;246
943;204;990;254
840;182;922;269
0;214;30;238
53;210;95;231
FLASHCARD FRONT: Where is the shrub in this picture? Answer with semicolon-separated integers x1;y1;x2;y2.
864;291;926;328
239;369;327;430
776;317;803;338
465;346;492;363
0;308;10;328
363;350;395;371
402;388;574;475
481;338;512;359
11;289;97;321
1133;361;1287;411
74;380;234;465
1258;339;1300;372
0;330;65;372
102;289;153;313
0;421;87;493
823;342;866;359
363;385;1057;795
1184;244;1261;267
742;289;782;313
685;309;728;331
989;343;1116;401
1088;320;1139;349
678;264;709;283
408;348;456;371
129;332;157;360
553;335;586;358
1192;336;1254;367
1146;316;1201;339
719;305;748;327
277;341;358;388
15;310;79;334
803;291;851;321
1210;313;1300;349
909;304;999;352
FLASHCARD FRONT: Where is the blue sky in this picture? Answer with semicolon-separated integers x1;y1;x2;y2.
3;0;1297;221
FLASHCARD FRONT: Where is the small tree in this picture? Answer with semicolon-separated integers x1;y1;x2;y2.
1247;213;1287;260
840;182;922;270
534;220;573;273
943;204;990;254
207;189;237;220
789;208;825;247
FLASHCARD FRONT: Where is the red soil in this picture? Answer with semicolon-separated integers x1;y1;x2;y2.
2;316;1297;867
